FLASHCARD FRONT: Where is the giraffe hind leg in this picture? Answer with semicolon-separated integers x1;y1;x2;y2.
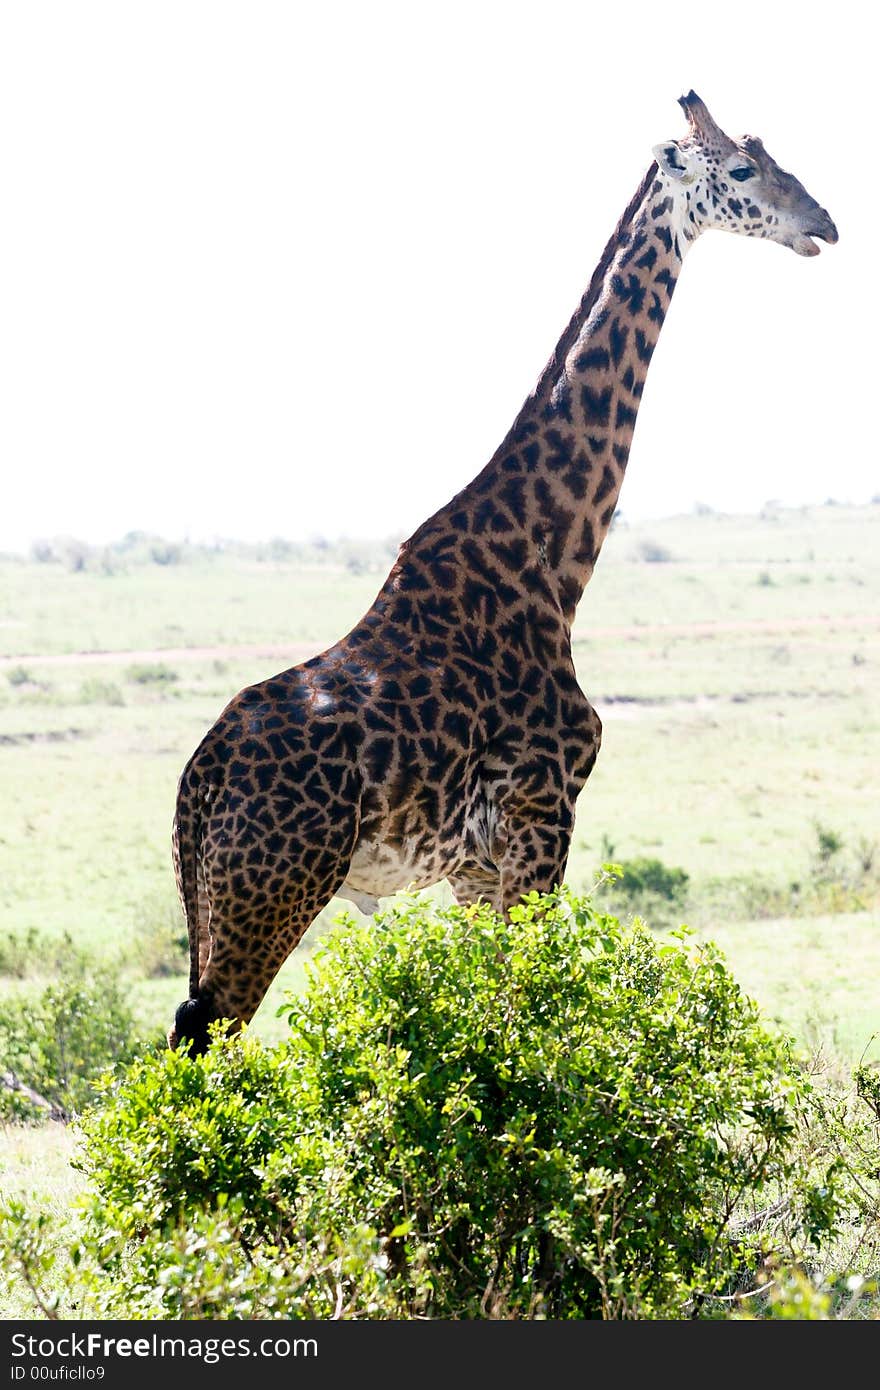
449;794;575;917
170;809;360;1054
195;858;211;979
498;812;574;914
447;862;503;913
170;872;349;1055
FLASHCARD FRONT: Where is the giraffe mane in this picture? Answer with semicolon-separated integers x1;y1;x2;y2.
416;158;662;541
526;161;659;412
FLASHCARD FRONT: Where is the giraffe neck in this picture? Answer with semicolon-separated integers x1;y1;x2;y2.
437;164;693;626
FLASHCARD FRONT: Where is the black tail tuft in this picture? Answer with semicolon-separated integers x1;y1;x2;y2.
170;996;215;1056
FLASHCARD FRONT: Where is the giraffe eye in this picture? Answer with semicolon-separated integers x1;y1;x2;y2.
730;166;755;182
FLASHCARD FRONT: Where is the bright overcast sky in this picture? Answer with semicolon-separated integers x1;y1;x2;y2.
0;1;875;550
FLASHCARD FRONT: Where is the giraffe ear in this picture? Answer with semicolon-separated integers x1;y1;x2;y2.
652;140;697;184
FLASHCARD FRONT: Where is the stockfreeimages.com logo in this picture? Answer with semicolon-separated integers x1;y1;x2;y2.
11;1332;317;1370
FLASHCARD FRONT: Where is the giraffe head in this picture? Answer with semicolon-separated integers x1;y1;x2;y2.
652;90;837;257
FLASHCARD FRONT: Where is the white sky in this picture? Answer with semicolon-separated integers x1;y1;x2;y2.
0;1;875;551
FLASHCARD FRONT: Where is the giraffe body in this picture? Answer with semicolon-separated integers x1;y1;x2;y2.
170;92;836;1052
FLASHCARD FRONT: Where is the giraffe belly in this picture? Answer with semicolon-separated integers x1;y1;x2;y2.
340;835;453;908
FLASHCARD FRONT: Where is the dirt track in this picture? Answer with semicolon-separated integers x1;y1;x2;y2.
1;612;876;670
0;642;322;669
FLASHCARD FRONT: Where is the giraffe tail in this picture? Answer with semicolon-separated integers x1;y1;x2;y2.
169;762;213;1052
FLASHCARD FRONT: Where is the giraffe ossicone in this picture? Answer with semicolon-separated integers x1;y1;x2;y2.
169;92;836;1053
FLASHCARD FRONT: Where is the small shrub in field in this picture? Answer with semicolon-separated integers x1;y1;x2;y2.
149;542;182;566
732;1057;880;1320
0;955;158;1120
6;666;32;687
813;821;844;871
58;538;91;572
600;856;689;927
97;549;124;576
136;901;188;979
610;856;689;904
77;891;811;1319
77;679;124;706
635;539;673;563
0;928;50;979
124;663;178;685
0;930;98;982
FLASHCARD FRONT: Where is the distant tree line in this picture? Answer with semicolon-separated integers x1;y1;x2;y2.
20;531;404;575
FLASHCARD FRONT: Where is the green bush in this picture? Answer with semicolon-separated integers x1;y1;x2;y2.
77;679;124;707
0;952;158;1120
599;856;690;928
635;539;674;563
77;890;811;1318
134;897;188;979
149;542;182;566
610;856;689;904
730;1056;880;1320
123;663;178;685
0;1192;396;1321
0;928;50;979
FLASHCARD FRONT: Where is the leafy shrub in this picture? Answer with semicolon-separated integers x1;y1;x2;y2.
812;821;844;871
149;542;182;566
0;930;123;983
634;539;673;563
123;663;178;685
695;820;880;923
77;679;124;706
0;954;158;1120
0;1201;63;1318
730;1055;880;1320
795;1061;880;1288
135;898;188;979
0;1192;397;1321
78;891;810;1318
610;856;689;904
0;928;50;979
600;856;690;928
5;666;32;687
58;537;91;573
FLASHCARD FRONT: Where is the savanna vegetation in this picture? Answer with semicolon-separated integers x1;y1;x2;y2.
0;502;877;1318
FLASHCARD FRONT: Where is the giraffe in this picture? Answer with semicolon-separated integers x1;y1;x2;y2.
170;91;837;1053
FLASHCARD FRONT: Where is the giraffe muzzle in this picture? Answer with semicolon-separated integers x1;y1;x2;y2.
792;209;839;257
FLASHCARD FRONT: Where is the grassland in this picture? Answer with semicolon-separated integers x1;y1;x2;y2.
0;503;878;1054
0;502;878;1318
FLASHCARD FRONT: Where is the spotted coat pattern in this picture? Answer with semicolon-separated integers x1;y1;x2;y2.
170;92;837;1052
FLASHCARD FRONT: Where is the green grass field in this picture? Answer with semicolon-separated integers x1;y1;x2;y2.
1;503;878;1319
1;503;878;1058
